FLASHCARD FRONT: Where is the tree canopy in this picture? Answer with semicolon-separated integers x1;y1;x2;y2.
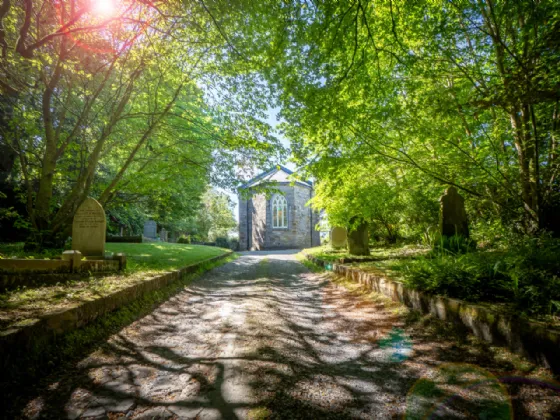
225;0;560;239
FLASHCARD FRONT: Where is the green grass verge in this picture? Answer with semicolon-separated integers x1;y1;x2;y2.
0;241;229;273
105;242;229;273
0;243;230;328
1;253;238;402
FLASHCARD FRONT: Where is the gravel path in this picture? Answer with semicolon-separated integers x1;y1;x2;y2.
16;251;560;419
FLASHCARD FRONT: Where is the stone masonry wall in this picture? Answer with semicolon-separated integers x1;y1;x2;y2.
251;192;268;250
238;195;249;251
238;183;321;250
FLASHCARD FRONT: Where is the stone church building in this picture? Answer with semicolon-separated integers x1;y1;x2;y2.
238;166;321;250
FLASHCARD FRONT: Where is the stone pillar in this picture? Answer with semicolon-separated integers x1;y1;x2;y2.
62;250;83;272
440;186;469;238
347;218;370;256
238;193;249;251
112;253;127;271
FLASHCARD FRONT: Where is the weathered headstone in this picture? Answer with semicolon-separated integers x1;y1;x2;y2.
143;220;157;239
72;197;106;257
330;227;347;249
347;218;370;256
440;186;469;238
160;228;168;242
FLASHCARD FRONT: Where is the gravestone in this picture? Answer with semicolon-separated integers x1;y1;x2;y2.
160;228;168;242
440;186;469;238
143;220;157;239
347;217;370;256
330;227;347;249
72;197;106;257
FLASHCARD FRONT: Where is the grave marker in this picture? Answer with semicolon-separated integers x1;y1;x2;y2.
143;220;157;239
331;227;348;249
440;186;469;238
72;197;106;257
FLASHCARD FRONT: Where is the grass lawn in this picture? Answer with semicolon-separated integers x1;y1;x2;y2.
105;242;229;273
0;242;232;330
303;244;428;274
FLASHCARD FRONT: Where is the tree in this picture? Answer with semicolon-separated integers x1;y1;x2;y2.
194;190;237;242
0;1;284;248
230;0;560;236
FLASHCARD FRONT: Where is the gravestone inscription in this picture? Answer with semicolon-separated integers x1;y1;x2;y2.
72;197;106;257
143;220;157;239
331;227;348;249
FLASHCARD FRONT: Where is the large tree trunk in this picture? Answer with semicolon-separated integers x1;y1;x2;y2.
347;218;370;256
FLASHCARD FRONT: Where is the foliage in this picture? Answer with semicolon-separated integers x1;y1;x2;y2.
0;1;284;248
215;236;239;251
432;235;477;255
192;190;237;242
400;237;560;316
229;0;560;236
106;236;142;243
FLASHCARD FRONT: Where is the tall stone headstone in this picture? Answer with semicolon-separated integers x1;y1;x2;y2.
347;218;370;256
143;220;157;239
330;227;347;249
160;228;168;242
440;186;469;238
72;197;106;257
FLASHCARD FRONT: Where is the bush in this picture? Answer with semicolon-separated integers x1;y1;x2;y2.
177;235;190;244
401;236;560;316
432;234;477;255
106;235;142;243
215;237;229;248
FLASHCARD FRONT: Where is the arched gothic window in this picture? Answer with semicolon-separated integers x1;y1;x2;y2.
272;195;288;228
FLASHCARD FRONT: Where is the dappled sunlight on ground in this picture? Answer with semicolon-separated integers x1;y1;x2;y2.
12;251;560;419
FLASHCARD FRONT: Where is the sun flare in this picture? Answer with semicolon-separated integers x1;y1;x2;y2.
92;0;116;17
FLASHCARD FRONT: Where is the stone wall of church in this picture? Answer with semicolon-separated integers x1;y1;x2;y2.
238;195;249;251
238;183;321;250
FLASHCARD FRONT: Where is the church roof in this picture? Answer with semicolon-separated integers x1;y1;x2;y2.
239;165;313;189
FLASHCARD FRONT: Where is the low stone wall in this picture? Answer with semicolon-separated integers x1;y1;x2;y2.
0;252;126;291
0;252;232;370
306;254;560;375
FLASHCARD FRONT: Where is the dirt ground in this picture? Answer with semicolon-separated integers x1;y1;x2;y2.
8;251;560;419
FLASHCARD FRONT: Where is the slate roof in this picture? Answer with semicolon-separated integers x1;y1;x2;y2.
239;165;313;189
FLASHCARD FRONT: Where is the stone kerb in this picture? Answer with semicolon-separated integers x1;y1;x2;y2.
305;253;560;374
0;251;126;292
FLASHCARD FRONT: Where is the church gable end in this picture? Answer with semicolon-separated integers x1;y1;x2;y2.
238;167;320;250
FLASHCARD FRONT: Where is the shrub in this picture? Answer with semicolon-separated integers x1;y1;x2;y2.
177;235;190;244
228;239;239;251
432;234;477;255
401;236;560;316
106;235;142;243
215;237;230;248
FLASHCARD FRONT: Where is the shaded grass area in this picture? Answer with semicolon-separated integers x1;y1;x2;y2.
0;243;230;329
1;253;238;415
304;244;428;276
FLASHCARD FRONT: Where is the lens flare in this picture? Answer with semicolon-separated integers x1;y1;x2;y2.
92;0;116;17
